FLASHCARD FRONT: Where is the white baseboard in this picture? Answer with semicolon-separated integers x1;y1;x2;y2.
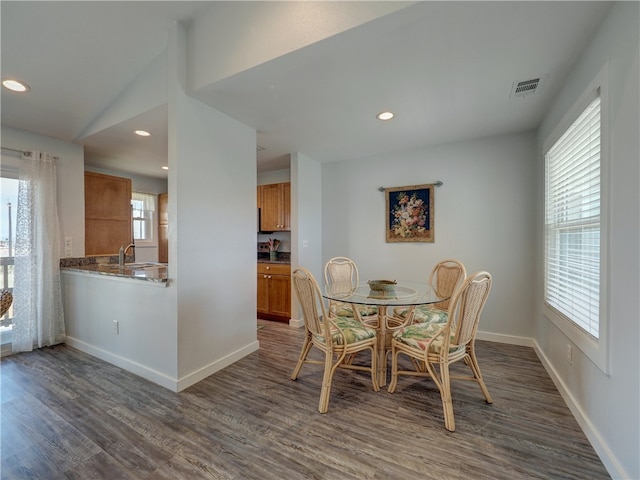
476;330;534;347
65;336;260;394
533;341;626;480
1;342;13;358
176;341;259;392
289;318;304;328
65;336;178;390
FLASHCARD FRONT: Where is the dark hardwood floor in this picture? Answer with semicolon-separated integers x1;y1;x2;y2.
1;321;609;479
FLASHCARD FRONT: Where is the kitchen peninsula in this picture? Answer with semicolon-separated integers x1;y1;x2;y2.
60;255;175;390
61;256;168;284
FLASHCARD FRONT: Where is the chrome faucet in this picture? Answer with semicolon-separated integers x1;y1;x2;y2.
119;243;135;267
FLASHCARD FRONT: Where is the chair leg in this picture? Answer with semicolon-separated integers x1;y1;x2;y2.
466;346;493;404
387;346;399;393
291;335;313;380
425;359;455;432
370;345;380;392
318;350;337;413
440;362;455;432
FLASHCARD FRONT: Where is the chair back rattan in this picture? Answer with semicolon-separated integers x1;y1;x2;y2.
449;271;492;349
292;267;328;338
0;289;13;317
324;257;359;297
428;259;467;310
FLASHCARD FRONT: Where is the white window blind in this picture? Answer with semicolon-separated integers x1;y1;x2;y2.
131;192;156;241
544;94;601;338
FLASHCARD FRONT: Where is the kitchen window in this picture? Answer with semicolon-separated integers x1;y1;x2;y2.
543;64;609;373
131;192;156;243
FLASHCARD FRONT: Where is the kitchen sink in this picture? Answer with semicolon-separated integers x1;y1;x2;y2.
124;262;164;268
97;262;166;272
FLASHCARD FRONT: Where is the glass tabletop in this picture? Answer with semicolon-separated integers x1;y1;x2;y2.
323;281;448;307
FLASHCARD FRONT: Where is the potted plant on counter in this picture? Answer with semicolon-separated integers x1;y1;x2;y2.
268;238;280;261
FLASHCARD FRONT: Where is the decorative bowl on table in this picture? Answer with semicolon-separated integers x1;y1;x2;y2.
367;279;397;297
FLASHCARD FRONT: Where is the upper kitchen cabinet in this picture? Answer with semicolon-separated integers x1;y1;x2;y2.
85;171;132;255
258;182;290;232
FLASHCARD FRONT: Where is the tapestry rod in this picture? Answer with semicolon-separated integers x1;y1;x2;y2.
377;181;443;192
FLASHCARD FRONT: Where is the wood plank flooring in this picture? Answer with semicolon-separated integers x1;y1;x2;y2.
1;321;610;479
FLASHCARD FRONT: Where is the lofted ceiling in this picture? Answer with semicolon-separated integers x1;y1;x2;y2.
1;1;612;179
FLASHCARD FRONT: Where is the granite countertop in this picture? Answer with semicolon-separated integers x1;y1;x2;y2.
257;252;291;265
60;257;168;283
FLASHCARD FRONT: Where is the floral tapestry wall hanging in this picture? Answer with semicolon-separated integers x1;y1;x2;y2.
385;183;435;243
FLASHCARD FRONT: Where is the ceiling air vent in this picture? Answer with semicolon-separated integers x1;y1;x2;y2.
510;77;542;98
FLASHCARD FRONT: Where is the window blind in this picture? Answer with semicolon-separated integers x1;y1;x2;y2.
544;94;601;338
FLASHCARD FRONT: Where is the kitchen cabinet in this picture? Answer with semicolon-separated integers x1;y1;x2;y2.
258;182;290;231
85;172;132;255
158;193;168;263
257;263;291;321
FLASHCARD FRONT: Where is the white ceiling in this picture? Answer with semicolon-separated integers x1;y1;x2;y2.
1;1;612;179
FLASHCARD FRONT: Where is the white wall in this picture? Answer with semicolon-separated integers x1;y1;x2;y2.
1;127;85;257
290;152;323;325
322;132;537;342
62;271;177;387
78;49;167;139
169;23;258;388
258;168;289;186
535;3;639;479
187;2;412;91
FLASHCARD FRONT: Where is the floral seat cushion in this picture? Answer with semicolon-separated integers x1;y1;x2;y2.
393;305;447;324
313;316;377;345
392;322;463;355
330;301;378;318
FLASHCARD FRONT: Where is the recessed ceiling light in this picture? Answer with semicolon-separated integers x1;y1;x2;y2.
134;130;152;137
2;79;30;92
376;111;394;121
162;166;169;170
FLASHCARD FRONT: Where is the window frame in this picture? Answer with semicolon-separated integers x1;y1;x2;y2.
131;192;157;246
0;163;19;350
542;64;610;374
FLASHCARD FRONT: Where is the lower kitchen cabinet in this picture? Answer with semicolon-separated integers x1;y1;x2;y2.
257;263;291;321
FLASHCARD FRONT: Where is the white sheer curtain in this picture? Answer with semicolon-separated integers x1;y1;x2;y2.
12;150;65;352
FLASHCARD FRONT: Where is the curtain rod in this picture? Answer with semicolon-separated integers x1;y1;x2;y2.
377;181;443;192
1;146;25;155
1;146;59;160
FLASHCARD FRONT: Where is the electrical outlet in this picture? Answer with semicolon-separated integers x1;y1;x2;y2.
566;344;573;365
113;320;119;334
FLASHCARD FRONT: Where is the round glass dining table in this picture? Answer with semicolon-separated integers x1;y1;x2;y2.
323;281;449;386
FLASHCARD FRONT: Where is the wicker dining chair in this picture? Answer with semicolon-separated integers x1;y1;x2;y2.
324;257;378;322
0;289;13;318
388;271;493;431
393;258;466;325
291;267;379;413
